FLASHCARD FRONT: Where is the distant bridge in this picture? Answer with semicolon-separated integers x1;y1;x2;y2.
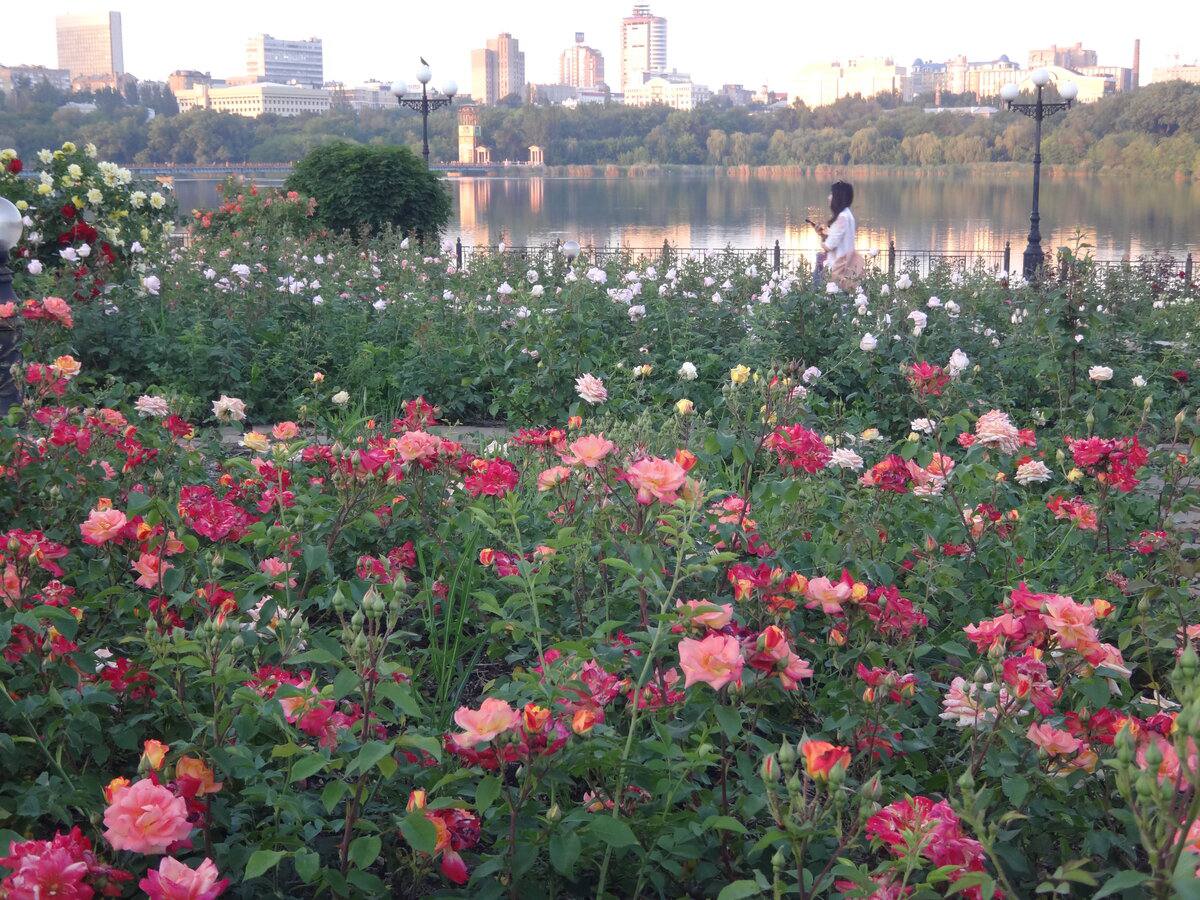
125;162;537;179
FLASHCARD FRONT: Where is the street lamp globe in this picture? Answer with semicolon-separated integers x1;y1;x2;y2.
442;80;458;99
1031;68;1051;87
562;240;580;262
391;81;407;98
1059;82;1079;102
1000;83;1020;102
0;197;23;252
416;64;432;85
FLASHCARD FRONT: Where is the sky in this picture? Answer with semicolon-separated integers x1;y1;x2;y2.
6;0;1198;92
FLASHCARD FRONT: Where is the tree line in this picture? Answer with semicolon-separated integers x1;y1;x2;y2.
1;79;1198;179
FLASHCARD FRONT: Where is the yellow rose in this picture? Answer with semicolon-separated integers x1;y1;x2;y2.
729;364;750;385
15;200;27;211
36;183;52;195
1066;468;1084;483
860;428;881;441
675;398;694;415
62;141;77;154
51;355;81;379
240;432;271;453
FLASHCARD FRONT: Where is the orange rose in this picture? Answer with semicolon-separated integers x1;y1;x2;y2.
800;739;851;781
406;789;428;812
479;548;495;566
103;776;130;803
523;703;550;732
51;354;81;380
141;739;170;771
572;708;599;735
175;756;223;795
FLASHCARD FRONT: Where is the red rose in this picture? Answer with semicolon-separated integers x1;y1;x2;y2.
1172;370;1189;383
61;203;77;219
5;158;21;175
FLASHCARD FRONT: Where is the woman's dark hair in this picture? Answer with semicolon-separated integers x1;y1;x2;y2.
829;181;854;224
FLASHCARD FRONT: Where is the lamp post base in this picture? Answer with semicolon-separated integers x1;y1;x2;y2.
1022;242;1044;280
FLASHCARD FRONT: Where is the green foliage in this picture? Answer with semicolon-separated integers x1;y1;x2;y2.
4;79;1200;178
285;142;450;239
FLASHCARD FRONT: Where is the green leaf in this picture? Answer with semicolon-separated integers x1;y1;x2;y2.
717;880;762;900
290;753;328;782
714;703;742;738
293;849;320;883
705;815;747;834
348;740;393;775
321;780;348;814
302;544;328;572
1093;870;1148;898
475;775;502;813
244;849;285;880
1001;775;1029;809
587;815;639;848
398;811;438;854
549;830;581;876
332;667;360;700
348;835;381;870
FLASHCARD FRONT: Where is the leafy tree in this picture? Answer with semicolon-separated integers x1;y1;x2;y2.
285;141;451;240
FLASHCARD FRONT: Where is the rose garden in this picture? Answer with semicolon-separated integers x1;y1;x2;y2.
0;142;1198;898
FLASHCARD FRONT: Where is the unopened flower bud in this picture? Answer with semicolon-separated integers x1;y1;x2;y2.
761;754;779;782
778;741;797;772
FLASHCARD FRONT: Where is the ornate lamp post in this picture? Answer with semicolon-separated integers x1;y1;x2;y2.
1001;70;1078;278
0;197;24;414
392;60;457;165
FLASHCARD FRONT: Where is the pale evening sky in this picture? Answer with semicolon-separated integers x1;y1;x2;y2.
5;0;1197;92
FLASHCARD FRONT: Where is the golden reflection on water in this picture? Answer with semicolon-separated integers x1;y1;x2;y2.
450;174;1199;258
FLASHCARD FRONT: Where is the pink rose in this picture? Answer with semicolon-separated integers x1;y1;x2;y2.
140;857;229;899
80;507;127;546
103;778;192;854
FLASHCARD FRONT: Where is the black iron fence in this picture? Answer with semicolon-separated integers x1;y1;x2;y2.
451;238;1196;283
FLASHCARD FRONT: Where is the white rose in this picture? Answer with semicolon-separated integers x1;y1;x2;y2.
331;390;350;406
1088;366;1113;382
1131;375;1147;388
859;333;878;352
678;361;698;381
27;260;43;275
142;275;161;295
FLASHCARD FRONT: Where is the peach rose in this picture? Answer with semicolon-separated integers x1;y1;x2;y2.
1026;722;1081;756
451;698;520;748
625;456;687;505
804;576;852;615
678;633;744;691
564;434;616;468
103;778;193;854
675;599;734;630
537;465;572;491
80;507;127;545
271;421;299;440
141;739;169;771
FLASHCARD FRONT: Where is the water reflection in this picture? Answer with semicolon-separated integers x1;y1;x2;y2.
448;173;1198;258
170;173;1199;257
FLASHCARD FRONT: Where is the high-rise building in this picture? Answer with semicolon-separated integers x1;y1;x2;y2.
620;5;667;93
487;33;525;101
245;34;323;88
471;34;525;104
470;48;498;105
1027;43;1097;71
560;32;604;89
943;55;1020;99
55;12;124;81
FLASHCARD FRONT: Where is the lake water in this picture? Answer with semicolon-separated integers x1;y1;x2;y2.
171;172;1200;260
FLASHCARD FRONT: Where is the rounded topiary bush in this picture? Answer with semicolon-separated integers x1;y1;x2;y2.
285;142;452;240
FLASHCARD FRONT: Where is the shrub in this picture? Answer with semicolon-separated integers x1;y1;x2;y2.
285;142;451;240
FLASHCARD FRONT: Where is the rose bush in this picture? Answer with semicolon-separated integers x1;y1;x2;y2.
0;141;175;292
3;163;1200;898
3;261;1200;898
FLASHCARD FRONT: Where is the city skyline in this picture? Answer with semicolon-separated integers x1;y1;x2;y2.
7;1;1196;94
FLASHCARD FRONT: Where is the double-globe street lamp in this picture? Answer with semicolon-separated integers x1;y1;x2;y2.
1001;69;1078;279
392;60;457;166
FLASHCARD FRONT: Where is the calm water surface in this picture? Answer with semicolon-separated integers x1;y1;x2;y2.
172;172;1199;259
